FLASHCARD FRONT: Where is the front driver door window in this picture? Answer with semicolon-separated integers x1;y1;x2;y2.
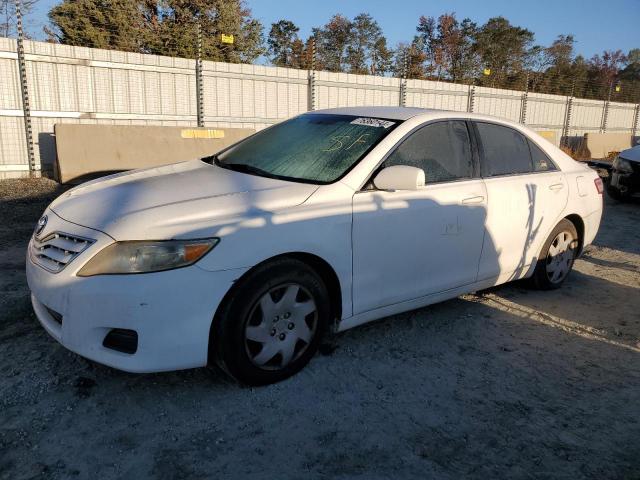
351;121;488;315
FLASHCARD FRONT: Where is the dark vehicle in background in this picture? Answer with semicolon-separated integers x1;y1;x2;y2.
607;145;640;201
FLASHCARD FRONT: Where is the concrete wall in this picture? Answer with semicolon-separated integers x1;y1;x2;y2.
584;132;635;159
54;125;254;183
1;38;639;178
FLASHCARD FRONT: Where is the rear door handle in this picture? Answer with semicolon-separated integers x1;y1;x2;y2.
461;195;485;204
549;183;564;191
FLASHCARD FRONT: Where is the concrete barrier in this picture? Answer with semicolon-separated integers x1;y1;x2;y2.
584;132;634;159
54;125;254;183
533;130;559;146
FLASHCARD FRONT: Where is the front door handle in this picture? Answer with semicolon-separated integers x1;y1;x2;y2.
549;183;564;191
461;195;485;204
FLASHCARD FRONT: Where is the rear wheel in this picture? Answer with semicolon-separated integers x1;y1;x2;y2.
210;258;330;386
530;219;579;290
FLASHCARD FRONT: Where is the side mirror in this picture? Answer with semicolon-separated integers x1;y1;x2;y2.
373;165;425;191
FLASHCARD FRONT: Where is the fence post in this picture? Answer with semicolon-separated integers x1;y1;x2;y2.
195;20;204;127
561;85;574;148
15;0;36;176
632;104;639;142
519;72;529;124
308;38;316;111
466;85;475;113
399;47;409;107
600;83;612;133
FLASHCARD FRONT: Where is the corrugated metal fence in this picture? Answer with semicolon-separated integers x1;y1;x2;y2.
1;38;639;177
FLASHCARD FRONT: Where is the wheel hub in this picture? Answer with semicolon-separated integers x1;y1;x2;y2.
546;230;576;283
244;284;318;370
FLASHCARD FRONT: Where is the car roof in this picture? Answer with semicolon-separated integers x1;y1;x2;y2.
311;106;439;121
309;106;526;126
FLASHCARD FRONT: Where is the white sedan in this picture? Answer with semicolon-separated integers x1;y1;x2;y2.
26;107;603;385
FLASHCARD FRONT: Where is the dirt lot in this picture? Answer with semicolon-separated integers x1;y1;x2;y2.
1;178;639;480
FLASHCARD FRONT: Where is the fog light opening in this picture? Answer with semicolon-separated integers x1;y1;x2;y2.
103;329;138;354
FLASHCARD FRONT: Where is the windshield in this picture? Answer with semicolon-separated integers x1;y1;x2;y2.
214;114;398;184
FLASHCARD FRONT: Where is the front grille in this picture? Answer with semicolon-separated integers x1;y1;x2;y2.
31;232;94;273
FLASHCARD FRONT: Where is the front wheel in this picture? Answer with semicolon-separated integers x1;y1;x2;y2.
210;258;330;386
530;219;579;290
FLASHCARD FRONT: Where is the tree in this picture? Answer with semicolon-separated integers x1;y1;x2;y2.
473;16;534;86
536;35;578;95
619;49;640;81
313;14;352;72
414;13;477;82
392;41;427;79
48;0;147;52
1;0;38;38
156;0;263;62
47;0;264;62
588;49;627;86
345;13;383;75
267;19;299;67
371;36;393;75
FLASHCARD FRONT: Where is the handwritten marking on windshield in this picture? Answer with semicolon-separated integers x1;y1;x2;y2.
323;134;371;152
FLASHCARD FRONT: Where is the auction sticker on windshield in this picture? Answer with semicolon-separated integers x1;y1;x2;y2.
350;118;396;128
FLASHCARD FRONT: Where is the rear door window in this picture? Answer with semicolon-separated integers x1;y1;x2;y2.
475;122;533;177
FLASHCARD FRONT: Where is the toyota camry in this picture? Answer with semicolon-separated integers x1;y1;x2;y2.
27;107;603;385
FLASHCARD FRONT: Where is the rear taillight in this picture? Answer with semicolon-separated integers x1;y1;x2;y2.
594;177;604;194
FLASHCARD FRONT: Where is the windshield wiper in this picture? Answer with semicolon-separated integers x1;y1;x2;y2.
221;162;277;179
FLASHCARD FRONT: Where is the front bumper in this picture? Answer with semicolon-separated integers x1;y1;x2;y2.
610;164;640;197
26;211;247;373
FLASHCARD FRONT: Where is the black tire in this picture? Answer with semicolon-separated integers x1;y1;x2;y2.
530;219;579;290
209;258;330;386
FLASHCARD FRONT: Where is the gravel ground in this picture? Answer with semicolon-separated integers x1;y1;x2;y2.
0;177;639;480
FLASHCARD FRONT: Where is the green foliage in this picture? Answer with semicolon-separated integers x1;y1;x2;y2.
43;2;640;101
267;19;299;67
473;16;534;86
48;0;263;63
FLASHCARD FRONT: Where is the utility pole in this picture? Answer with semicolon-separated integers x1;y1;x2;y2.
15;0;36;176
195;19;204;127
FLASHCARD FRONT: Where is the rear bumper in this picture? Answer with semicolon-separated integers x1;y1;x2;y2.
582;208;602;251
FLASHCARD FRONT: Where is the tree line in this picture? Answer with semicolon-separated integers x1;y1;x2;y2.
5;0;639;102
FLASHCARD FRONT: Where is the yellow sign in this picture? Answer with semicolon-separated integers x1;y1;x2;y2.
483;68;491;76
181;129;225;139
221;34;234;44
615;84;621;92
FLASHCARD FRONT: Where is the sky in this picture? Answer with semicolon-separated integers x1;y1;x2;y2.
27;0;640;59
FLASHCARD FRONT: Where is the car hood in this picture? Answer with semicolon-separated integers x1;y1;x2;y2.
620;145;640;163
50;160;319;240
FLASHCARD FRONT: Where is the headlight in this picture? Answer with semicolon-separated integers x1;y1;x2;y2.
77;238;219;276
613;156;633;173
